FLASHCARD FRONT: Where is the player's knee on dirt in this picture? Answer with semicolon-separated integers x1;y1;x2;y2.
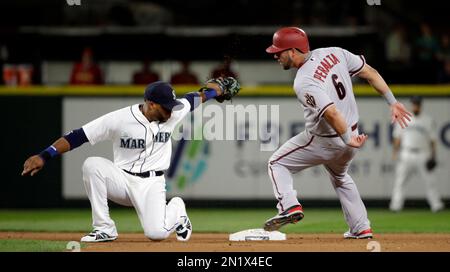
144;228;170;241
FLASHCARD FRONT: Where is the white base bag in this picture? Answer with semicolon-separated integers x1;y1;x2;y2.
229;228;286;241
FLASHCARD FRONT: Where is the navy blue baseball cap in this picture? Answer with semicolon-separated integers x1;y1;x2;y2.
144;81;182;111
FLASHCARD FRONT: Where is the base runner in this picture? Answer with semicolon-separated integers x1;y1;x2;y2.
264;27;412;239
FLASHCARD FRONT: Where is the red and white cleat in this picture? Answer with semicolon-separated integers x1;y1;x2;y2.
263;205;304;231
343;228;373;239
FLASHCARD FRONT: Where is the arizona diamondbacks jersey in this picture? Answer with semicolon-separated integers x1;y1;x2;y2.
393;113;436;153
294;47;365;135
82;99;191;172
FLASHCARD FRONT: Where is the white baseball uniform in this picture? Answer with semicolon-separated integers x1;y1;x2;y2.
390;113;444;212
81;99;191;239
268;47;371;234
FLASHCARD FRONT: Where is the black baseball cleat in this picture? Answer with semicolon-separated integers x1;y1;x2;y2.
264;205;304;231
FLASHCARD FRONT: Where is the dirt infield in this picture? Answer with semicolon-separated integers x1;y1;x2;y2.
1;232;450;252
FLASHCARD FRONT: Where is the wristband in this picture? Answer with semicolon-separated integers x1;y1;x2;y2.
383;90;397;105
39;145;59;163
339;130;352;145
201;88;218;101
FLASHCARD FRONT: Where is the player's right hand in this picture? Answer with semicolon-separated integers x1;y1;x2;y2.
22;155;44;176
347;134;368;148
390;102;412;129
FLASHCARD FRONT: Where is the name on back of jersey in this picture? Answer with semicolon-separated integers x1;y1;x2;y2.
313;53;340;83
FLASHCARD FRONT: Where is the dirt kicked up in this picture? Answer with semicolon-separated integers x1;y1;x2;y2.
1;232;450;252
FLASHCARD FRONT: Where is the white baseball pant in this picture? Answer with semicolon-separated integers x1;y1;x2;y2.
390;150;444;212
268;129;371;234
82;157;185;240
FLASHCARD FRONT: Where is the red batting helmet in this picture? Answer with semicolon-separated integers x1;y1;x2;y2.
266;27;310;54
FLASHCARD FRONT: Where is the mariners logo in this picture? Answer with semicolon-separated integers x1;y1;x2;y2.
304;93;317;108
154;132;171;143
120;137;145;149
120;133;145;149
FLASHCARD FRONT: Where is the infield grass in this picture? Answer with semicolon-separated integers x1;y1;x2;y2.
0;239;74;252
0;208;449;234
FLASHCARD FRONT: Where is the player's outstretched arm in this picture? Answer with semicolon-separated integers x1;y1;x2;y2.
22;137;70;176
198;81;223;103
182;84;222;112
183;77;241;111
323;104;368;148
356;64;412;128
22;128;88;176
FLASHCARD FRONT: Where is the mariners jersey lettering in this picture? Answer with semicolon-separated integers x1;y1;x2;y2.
393;114;436;153
293;47;365;135
82;99;191;172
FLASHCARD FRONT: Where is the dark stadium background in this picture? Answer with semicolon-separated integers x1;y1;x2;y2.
1;0;448;208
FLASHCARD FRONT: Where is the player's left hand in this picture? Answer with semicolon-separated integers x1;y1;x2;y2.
205;77;241;103
22;155;45;176
347;134;368;148
390;102;412;129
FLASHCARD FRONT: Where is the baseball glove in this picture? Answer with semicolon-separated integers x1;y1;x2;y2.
426;158;437;172
205;77;241;103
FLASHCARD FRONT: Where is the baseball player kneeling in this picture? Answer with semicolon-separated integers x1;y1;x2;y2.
22;78;240;242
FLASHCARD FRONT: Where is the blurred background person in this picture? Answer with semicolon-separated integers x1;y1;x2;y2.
390;96;444;213
437;58;450;83
170;61;199;85
70;47;104;85
132;60;160;85
413;23;440;83
437;34;450;61
0;44;9;85
16;64;34;86
437;34;450;83
385;24;412;83
211;57;238;79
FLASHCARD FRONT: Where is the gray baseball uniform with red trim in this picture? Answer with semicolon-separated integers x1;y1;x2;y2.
295;47;364;136
268;47;371;234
